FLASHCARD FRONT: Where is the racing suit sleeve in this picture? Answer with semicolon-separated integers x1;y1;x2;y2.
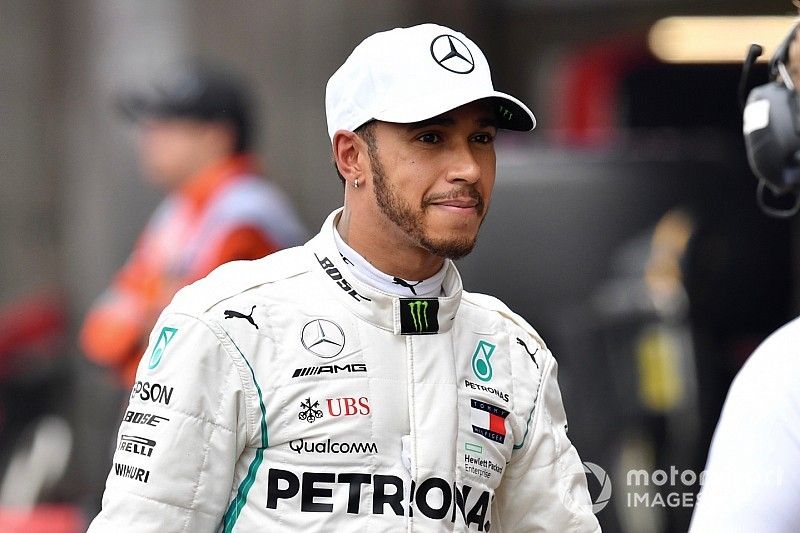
494;352;601;532
87;311;251;533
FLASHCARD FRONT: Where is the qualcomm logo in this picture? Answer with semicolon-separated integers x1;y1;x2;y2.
301;319;345;358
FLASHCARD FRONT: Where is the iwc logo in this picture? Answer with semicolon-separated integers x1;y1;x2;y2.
430;34;475;74
301;319;345;358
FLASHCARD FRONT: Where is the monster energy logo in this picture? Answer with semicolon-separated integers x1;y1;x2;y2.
399;298;439;335
409;301;428;331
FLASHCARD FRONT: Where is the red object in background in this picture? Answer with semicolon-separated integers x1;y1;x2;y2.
550;35;652;146
0;505;85;533
0;289;66;380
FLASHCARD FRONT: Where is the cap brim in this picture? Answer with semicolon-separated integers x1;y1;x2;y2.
372;90;535;133
487;92;536;132
116;92;192;122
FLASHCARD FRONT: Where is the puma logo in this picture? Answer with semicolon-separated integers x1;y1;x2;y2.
392;277;423;296
516;337;539;369
224;305;258;329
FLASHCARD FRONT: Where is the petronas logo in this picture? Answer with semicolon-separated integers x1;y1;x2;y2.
471;340;496;382
149;327;178;370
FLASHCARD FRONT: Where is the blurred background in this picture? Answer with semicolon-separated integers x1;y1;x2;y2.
2;0;798;531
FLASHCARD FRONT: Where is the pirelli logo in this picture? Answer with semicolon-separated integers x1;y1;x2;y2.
118;434;156;457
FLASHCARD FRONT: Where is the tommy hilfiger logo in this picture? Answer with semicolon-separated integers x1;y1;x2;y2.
470;399;509;444
399;298;439;335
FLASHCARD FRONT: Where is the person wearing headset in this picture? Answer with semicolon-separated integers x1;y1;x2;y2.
689;22;800;532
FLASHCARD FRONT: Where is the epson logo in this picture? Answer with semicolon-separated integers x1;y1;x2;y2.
315;254;371;302
292;363;367;379
266;469;492;531
130;381;174;405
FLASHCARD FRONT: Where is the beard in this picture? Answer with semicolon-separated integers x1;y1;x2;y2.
369;149;485;260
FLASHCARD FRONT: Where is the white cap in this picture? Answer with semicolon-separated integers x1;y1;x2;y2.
325;23;536;140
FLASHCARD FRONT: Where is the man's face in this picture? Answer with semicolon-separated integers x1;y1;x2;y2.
138;118;222;189
365;100;498;259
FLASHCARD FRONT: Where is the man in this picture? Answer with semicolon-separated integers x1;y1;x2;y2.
80;63;307;385
689;22;800;533
88;25;600;532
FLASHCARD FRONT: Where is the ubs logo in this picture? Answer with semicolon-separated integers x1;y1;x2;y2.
327;397;370;417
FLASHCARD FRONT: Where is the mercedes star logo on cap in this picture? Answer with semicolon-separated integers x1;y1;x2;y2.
301;319;345;358
430;34;475;74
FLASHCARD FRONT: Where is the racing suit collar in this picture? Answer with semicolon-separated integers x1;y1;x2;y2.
307;208;462;335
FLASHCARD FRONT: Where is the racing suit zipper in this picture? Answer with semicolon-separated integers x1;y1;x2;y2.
405;334;417;533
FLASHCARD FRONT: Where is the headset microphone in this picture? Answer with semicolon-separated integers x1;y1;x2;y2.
741;24;800;217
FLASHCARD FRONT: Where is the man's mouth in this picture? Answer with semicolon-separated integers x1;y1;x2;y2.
431;198;479;210
425;190;483;214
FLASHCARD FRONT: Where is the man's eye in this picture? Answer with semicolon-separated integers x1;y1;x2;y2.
472;133;495;144
418;133;440;143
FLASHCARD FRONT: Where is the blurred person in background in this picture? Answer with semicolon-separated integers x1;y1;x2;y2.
79;62;307;386
87;24;599;531
689;19;800;533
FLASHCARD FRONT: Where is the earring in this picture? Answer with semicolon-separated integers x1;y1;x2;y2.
354;178;359;189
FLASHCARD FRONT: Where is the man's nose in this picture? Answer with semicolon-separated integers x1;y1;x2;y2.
445;141;481;184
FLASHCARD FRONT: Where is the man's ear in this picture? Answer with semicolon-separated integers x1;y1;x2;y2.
332;130;369;183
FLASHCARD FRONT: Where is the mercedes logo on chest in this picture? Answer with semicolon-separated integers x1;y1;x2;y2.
301;319;346;358
430;34;475;74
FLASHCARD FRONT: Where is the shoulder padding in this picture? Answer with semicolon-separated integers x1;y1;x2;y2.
461;291;548;351
168;246;310;315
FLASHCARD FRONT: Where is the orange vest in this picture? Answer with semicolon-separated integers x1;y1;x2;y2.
80;155;305;385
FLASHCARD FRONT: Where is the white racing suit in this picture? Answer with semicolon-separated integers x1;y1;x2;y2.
88;209;600;532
